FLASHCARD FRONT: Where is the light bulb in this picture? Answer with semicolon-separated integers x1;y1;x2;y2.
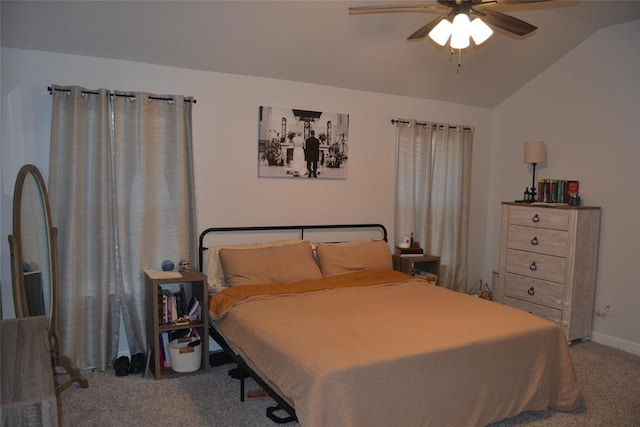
470;18;493;45
428;19;452;46
450;13;471;49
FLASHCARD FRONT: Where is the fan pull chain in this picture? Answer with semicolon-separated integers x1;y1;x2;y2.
449;48;463;71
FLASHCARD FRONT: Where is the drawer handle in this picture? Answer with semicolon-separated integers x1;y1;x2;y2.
529;262;537;271
531;213;540;223
527;286;535;296
530;236;539;246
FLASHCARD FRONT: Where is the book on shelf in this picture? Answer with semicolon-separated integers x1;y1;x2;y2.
159;332;171;368
187;296;201;322
158;285;192;325
175;284;186;319
415;271;437;283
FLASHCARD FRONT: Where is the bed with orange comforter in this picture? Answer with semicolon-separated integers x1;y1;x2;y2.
209;269;581;426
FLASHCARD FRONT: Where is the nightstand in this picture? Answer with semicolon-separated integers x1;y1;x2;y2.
145;270;209;379
392;254;440;284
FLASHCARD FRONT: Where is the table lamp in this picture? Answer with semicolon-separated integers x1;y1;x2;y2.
523;141;546;202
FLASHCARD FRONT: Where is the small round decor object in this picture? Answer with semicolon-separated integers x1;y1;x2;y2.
161;260;175;271
178;259;190;271
22;262;31;272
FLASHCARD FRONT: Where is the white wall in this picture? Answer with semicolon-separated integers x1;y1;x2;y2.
0;47;492;319
486;20;640;354
3;22;639;356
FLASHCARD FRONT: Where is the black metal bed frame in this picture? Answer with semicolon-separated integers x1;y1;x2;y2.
198;223;388;423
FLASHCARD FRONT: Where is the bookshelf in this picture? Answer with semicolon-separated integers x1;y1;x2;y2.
145;270;209;379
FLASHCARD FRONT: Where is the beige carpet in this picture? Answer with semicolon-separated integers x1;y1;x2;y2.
60;340;640;426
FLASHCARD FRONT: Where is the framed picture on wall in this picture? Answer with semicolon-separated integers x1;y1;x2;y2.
258;106;349;180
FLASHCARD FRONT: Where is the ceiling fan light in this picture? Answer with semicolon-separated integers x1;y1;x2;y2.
428;19;453;46
470;18;493;45
450;13;471;49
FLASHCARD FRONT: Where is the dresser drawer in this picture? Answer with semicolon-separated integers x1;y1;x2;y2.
504;296;563;325
508;206;570;231
507;225;569;257
504;273;564;309
505;249;566;283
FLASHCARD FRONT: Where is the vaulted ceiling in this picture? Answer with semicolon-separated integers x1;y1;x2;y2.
3;1;640;108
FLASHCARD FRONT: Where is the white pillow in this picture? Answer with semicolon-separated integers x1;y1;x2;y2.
204;239;303;290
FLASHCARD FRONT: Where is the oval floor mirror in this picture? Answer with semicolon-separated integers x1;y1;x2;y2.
8;164;88;394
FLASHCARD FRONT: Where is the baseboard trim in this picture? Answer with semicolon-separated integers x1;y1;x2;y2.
591;331;640;356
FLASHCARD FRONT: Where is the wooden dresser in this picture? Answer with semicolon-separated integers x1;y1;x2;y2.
495;202;601;341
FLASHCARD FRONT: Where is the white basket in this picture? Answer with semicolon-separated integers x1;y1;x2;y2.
168;337;201;373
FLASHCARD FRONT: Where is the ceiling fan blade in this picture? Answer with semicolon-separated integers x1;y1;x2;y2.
348;4;444;14
473;8;537;36
407;16;447;40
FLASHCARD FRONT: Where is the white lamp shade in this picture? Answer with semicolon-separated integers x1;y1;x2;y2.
470;18;493;45
450;13;471;49
428;19;452;46
524;141;546;164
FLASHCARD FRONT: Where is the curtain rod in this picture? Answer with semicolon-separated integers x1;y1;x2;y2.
48;86;196;104
391;119;472;132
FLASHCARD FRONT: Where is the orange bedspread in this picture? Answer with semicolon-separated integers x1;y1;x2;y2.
210;270;581;426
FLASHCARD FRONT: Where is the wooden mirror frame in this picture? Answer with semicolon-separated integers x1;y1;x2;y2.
9;164;57;328
8;164;88;394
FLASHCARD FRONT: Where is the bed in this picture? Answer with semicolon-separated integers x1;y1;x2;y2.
199;224;581;426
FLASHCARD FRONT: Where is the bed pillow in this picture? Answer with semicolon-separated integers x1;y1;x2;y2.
309;237;372;262
204;239;302;290
219;241;323;286
316;240;393;277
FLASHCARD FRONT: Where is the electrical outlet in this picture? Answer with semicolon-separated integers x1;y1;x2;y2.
594;304;610;317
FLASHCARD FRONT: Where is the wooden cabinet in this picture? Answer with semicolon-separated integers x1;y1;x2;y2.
145;270;209;379
392;254;440;284
496;203;601;341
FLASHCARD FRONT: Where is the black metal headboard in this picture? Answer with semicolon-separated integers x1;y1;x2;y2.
198;223;387;272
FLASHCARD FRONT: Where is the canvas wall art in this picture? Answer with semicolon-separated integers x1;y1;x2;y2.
258;106;349;179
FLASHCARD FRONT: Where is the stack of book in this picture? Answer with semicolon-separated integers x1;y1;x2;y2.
537;179;579;204
395;246;424;257
159;286;186;325
157;286;201;325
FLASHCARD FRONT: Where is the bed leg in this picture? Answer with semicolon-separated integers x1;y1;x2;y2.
240;367;245;402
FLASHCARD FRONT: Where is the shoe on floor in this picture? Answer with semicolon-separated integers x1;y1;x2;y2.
129;353;146;374
114;356;130;377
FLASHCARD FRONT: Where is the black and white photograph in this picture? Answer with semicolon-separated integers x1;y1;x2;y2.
258;106;349;179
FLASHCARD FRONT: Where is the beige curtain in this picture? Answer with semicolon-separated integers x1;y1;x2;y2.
394;120;472;292
48;85;196;370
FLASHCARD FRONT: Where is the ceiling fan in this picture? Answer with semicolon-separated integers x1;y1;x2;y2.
349;0;551;50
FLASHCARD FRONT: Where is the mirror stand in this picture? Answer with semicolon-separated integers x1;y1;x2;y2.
51;332;89;393
9;164;88;395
